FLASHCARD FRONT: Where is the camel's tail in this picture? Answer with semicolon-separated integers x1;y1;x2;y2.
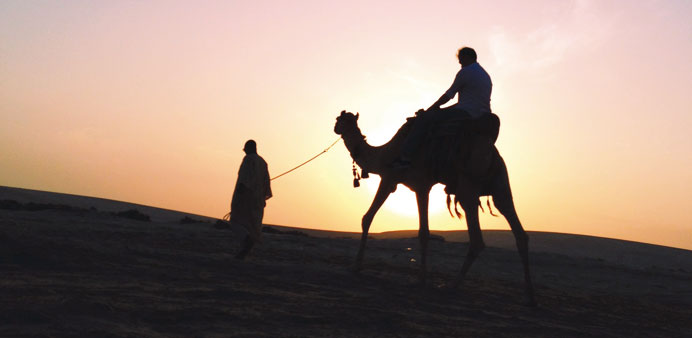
446;194;454;218
486;196;498;217
446;194;464;219
446;194;498;219
478;196;498;216
455;196;463;218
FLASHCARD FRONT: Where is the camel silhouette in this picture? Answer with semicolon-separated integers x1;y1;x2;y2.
334;110;536;306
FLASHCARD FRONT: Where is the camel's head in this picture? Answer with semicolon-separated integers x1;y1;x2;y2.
334;110;359;135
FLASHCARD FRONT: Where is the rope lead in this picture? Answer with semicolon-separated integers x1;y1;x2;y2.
270;138;342;181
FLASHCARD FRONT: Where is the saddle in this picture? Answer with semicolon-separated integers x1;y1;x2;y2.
425;113;500;185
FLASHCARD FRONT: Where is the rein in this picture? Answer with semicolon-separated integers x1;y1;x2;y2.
270;138;342;181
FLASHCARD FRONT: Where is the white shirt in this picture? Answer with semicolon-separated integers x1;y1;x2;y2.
443;62;492;119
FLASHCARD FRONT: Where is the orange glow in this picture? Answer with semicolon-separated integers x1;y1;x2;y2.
1;1;691;250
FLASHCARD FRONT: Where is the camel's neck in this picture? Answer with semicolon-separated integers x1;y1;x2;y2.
340;127;383;174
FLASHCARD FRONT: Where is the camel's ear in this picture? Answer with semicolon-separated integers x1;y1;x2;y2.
340;110;346;116
356;112;359;120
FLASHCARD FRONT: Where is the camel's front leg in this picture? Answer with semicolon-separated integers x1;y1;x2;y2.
415;189;431;285
354;180;393;272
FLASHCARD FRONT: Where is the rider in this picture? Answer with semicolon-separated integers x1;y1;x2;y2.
392;46;495;176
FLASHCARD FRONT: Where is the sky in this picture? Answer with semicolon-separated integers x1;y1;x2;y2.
1;0;691;249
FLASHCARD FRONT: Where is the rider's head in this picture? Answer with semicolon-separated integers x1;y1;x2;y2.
243;139;257;154
457;47;477;67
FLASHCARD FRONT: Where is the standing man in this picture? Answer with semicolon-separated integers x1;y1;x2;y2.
231;140;272;260
392;46;496;175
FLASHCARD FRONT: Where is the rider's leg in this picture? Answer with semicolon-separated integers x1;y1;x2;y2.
465;114;496;178
393;109;437;167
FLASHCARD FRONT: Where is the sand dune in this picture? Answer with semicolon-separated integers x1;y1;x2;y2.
1;186;691;337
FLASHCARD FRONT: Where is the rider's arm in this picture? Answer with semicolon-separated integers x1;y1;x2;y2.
429;69;464;110
429;93;454;110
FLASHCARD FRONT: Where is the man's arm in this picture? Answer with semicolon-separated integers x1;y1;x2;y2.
429;69;464;110
428;93;454;110
264;173;272;200
263;161;272;200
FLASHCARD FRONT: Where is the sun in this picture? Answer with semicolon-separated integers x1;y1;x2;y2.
364;177;447;217
358;124;449;218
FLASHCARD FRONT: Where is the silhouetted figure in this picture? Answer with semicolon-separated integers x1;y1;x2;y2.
231;140;272;260
392;46;497;177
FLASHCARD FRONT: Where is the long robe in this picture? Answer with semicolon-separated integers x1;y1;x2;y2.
230;153;272;242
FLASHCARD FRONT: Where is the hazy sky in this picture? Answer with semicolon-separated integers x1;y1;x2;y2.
2;0;691;249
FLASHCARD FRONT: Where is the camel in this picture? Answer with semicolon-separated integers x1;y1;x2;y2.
333;110;536;306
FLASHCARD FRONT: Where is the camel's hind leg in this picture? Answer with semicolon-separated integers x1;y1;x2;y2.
450;186;485;288
492;164;536;306
354;180;393;272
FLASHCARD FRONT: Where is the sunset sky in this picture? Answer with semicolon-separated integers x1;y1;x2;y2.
2;0;691;249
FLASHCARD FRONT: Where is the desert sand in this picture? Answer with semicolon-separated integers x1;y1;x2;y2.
1;186;691;337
